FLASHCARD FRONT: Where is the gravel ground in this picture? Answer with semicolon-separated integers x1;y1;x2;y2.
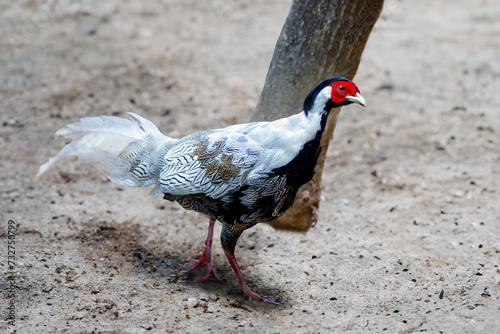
1;0;499;333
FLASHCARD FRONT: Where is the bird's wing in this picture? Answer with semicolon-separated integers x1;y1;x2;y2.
154;123;270;199
153;112;313;199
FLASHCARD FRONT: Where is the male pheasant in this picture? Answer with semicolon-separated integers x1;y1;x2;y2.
37;77;365;304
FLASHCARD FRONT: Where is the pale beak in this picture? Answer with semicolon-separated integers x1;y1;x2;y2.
345;92;366;107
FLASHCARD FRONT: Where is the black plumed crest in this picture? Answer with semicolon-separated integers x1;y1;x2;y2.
303;77;350;115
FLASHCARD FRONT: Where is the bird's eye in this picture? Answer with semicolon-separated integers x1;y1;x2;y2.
338;85;345;92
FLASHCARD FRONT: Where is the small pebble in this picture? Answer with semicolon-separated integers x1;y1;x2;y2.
482;287;491;297
187;297;198;307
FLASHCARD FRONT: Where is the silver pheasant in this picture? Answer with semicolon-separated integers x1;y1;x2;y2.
37;77;365;303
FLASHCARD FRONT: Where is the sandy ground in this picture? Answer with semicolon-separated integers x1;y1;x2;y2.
1;0;500;333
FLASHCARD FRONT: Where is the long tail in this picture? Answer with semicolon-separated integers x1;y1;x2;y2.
36;112;175;187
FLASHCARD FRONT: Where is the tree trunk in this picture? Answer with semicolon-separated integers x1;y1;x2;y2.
252;0;384;231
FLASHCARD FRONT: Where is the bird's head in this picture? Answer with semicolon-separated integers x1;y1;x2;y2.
303;77;365;116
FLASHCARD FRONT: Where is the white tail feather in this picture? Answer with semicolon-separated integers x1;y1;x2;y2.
35;112;175;187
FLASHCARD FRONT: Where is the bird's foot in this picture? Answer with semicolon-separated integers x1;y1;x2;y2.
223;249;280;304
241;284;280;305
188;251;220;281
187;218;220;281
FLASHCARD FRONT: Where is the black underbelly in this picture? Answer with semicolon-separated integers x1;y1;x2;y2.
164;182;298;227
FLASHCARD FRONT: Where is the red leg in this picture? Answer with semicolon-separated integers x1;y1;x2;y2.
188;218;220;280
223;249;279;304
220;225;279;304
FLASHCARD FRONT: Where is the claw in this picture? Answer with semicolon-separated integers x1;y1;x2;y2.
242;285;280;305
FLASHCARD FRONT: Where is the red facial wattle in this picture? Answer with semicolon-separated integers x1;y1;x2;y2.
327;80;366;107
330;81;359;105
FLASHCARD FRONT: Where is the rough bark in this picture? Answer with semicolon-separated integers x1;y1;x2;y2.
252;0;384;231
